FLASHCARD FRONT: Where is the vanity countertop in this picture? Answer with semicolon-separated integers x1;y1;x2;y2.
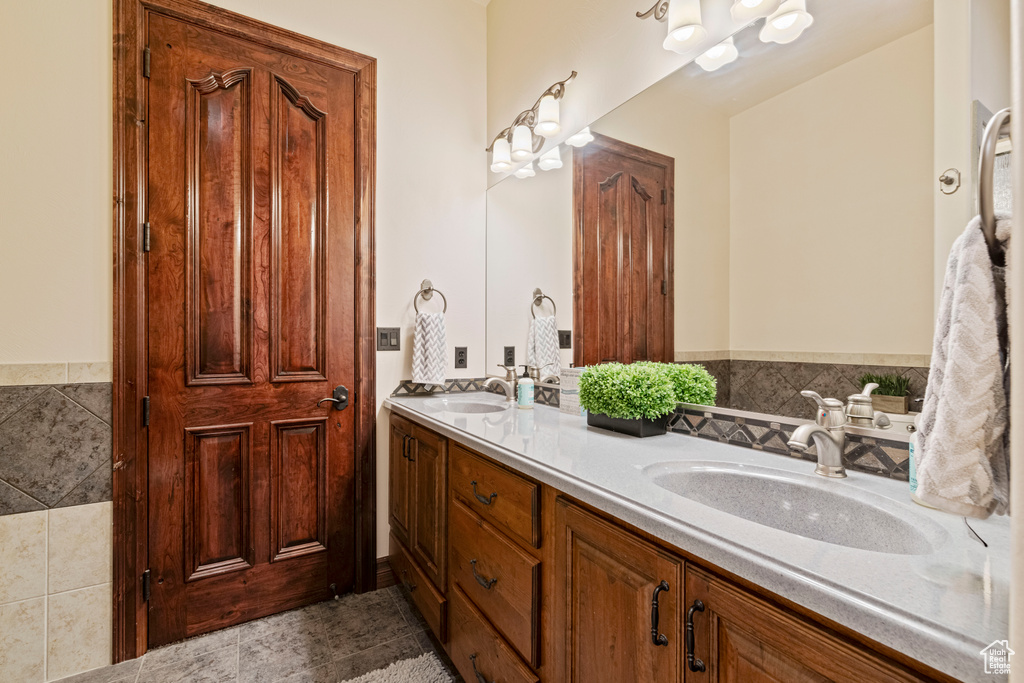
385;394;1010;683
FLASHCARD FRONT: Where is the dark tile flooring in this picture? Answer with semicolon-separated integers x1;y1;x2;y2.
55;587;462;683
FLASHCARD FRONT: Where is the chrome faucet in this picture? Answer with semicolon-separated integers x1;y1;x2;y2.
484;364;519;402
529;362;561;385
787;390;848;478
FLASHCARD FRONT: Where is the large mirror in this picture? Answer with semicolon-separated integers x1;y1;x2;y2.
485;0;1012;420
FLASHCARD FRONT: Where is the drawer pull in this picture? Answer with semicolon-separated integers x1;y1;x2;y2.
650;580;670;646
470;559;498;590
469;654;495;683
685;599;706;672
401;569;417;593
471;481;498;506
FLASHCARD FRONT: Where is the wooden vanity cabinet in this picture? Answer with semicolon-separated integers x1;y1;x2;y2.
553;497;685;683
388;414;448;637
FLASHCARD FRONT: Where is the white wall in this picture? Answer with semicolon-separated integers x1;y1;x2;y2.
594;91;731;358
729;27;935;358
486;0;742;189
485;152;573;373
0;0;487;561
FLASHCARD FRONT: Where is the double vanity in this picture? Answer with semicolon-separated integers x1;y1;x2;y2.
385;393;1009;683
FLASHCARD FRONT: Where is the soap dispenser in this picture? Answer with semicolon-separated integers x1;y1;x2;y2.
517;365;534;409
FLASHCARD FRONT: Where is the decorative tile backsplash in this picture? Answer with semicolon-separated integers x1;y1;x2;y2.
0;383;112;516
392;378;494;396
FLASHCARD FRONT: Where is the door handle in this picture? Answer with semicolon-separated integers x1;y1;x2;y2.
470;559;498;590
318;385;349;410
651;580;669;646
686;599;707;672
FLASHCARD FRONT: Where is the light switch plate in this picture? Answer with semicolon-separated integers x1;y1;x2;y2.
558;330;572;349
377;327;400;351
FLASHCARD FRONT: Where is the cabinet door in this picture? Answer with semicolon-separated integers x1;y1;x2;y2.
554;498;684;683
410;425;447;590
685;567;931;683
388;416;412;546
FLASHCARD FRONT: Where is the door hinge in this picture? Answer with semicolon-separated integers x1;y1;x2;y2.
142;569;151;602
142;222;151;252
661;279;667;295
661;188;667;204
143;47;151;78
141;396;150;427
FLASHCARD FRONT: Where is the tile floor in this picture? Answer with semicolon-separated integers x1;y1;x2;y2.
53;587;462;683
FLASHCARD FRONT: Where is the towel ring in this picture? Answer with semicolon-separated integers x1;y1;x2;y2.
414;279;447;313
531;288;556;319
978;107;1011;267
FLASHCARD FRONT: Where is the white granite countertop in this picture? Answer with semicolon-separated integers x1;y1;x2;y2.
385;394;1011;683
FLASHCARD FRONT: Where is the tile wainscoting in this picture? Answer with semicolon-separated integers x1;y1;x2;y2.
0;366;114;681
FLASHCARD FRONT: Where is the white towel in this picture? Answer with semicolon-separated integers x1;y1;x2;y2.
527;315;561;377
412;312;447;387
917;215;1011;518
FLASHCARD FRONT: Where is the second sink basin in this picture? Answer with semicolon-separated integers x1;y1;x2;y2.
422;395;510;414
644;461;947;555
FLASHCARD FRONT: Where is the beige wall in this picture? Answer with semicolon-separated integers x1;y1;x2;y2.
594;92;732;357
0;0;487;562
729;27;935;358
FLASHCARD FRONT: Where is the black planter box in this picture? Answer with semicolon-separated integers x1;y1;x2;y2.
586;411;669;437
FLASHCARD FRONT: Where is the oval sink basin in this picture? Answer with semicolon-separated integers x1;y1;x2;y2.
644;462;946;555
422;396;510;414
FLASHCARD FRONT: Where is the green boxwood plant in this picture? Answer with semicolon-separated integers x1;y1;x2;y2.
579;362;717;420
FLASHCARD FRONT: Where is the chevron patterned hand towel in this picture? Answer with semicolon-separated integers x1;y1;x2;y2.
527;315;561;376
413;312;447;387
917;216;1011;519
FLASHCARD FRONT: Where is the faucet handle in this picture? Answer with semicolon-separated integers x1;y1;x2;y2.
800;390;846;428
859;382;879;397
496;364;517;381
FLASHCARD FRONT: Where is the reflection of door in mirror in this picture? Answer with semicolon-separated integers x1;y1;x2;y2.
573;134;674;366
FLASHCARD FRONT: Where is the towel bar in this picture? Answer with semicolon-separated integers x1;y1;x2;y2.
414;279;447;313
531;288;556;319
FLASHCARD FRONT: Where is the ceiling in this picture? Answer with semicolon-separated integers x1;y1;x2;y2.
654;0;934;116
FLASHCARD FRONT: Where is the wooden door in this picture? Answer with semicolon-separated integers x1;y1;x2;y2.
554;498;684;683
146;12;359;645
410;425;448;589
685;567;932;683
389;415;413;547
573;133;674;366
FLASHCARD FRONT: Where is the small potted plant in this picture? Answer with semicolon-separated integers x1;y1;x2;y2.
858;373;912;415
579;362;716;437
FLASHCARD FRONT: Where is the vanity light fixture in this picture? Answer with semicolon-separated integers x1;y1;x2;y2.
538;147;563;171
514;162;537;179
695;36;738;72
487;71;577;173
637;0;708;54
759;0;813;44
565;127;595;148
729;0;782;22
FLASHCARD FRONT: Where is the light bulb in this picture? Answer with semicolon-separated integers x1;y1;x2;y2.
662;0;707;53
566;127;594;148
514;162;536;179
490;138;512;173
535;95;561;137
759;0;813;44
695;36;739;72
538;147;563;171
511;125;534;161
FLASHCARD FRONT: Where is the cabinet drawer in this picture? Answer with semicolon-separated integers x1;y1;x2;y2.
449;585;538;683
450;498;540;666
389;533;446;642
450;444;540;548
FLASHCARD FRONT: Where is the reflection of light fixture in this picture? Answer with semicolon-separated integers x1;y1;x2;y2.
538;147;563;171
514;162;536;179
565;127;594;148
637;0;707;54
695;36;738;71
730;0;781;21
760;0;813;44
490;138;512;173
535;95;561;137
487;72;577;173
511;125;534;161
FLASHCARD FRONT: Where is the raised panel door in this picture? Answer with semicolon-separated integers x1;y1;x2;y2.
389;417;412;547
410;425;447;590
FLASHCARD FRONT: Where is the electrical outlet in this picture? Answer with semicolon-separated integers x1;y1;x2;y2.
558;330;572;349
376;327;400;351
504;346;516;366
454;347;468;369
